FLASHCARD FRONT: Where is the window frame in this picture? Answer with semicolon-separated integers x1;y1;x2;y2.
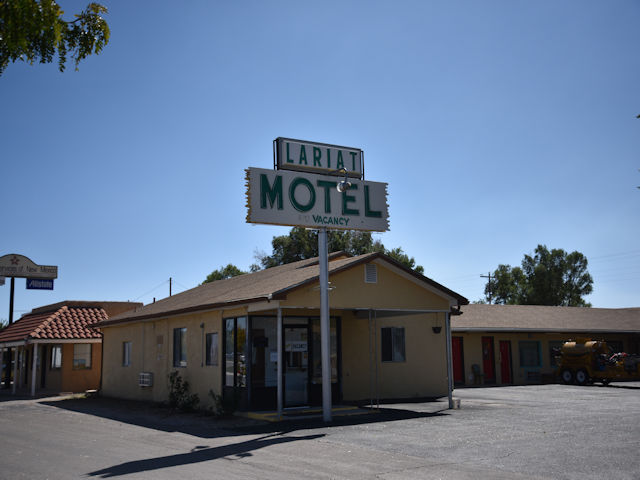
381;327;406;363
72;343;92;370
205;332;219;366
173;327;187;367
122;341;132;367
50;345;62;370
519;340;541;368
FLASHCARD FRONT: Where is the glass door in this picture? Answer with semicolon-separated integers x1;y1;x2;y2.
284;327;309;406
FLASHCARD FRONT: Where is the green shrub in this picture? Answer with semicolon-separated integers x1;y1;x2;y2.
168;371;199;411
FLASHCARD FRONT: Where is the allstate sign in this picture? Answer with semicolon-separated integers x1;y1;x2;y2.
246;167;389;232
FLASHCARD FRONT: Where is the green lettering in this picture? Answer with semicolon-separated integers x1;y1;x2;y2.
336;151;344;170
364;185;382;218
286;143;294;164
350;152;357;171
313;147;322;167
316;180;336;213
342;183;359;215
260;174;283;210
289;177;315;212
299;145;308;165
326;148;331;169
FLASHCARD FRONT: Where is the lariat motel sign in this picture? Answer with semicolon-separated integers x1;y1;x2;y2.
246;138;389;232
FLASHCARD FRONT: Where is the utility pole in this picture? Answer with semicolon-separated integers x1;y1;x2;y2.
169;277;172;297
480;272;493;304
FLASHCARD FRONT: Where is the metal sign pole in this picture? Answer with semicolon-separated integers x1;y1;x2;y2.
9;277;15;325
318;228;332;422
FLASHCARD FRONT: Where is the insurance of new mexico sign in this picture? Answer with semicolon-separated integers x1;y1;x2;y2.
246;167;389;232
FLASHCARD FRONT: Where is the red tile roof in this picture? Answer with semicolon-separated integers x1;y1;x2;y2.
0;306;106;344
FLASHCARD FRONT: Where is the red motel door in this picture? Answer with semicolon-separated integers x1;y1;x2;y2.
481;336;496;383
451;337;464;384
499;340;513;384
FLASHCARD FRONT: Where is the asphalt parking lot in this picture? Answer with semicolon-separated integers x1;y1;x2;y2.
0;383;638;479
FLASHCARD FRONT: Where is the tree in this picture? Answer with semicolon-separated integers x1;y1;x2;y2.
0;0;110;75
385;247;424;275
256;227;423;273
202;264;246;284
483;245;593;307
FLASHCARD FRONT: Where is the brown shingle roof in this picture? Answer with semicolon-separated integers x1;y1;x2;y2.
0;305;107;344
452;304;640;333
98;252;468;327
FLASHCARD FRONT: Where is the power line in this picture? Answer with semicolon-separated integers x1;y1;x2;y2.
133;280;169;302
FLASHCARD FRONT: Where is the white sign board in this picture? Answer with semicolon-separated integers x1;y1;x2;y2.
0;254;58;279
246;167;389;232
275;137;363;179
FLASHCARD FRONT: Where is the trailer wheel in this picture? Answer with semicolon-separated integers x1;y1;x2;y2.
601;379;610;386
561;369;574;384
575;369;590;386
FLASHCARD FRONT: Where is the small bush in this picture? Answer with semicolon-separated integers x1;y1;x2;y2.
168;371;199;411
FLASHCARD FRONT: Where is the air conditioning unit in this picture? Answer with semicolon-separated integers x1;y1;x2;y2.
138;372;153;387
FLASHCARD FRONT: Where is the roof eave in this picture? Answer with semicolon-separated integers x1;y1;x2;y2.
96;296;273;327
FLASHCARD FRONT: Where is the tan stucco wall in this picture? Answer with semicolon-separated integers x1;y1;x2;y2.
101;307;245;408
282;261;451;312
453;332;634;386
341;311;448;401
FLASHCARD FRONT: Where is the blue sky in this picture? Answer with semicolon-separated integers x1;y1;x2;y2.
1;0;639;320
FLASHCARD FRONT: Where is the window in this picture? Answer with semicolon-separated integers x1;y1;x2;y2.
123;341;132;367
51;345;62;369
173;328;187;367
205;332;218;366
73;344;92;369
381;327;405;362
519;341;541;368
224;317;247;387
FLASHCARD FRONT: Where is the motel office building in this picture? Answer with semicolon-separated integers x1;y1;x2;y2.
96;252;468;411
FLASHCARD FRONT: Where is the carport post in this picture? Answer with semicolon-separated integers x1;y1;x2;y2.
318;228;332;422
12;347;19;394
0;347;4;389
445;311;453;409
30;343;38;397
277;307;283;419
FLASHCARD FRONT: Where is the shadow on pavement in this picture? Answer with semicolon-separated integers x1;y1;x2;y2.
40;396;448;439
87;432;325;478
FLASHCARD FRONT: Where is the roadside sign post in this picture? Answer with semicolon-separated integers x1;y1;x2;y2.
247;138;389;422
318;228;332;422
